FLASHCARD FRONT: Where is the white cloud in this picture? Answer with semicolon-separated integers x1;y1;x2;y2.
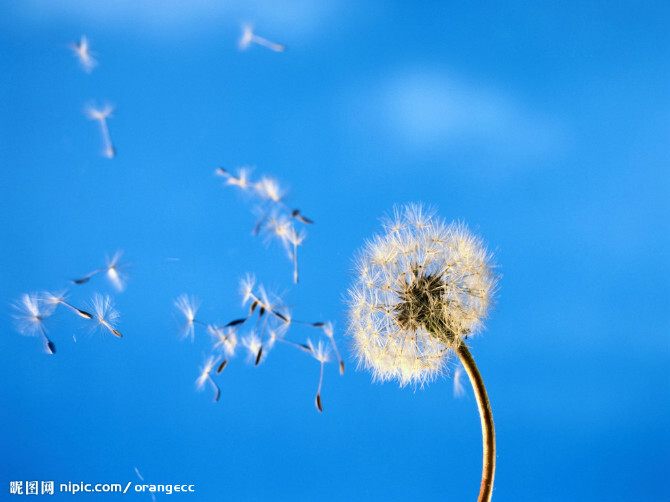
357;68;565;160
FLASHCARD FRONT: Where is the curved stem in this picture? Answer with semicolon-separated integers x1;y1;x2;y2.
456;343;495;502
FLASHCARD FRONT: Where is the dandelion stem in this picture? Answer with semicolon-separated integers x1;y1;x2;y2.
456;343;495;502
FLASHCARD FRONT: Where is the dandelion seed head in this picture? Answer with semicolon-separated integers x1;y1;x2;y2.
13;293;55;337
347;204;497;387
174;294;199;341
196;355;217;389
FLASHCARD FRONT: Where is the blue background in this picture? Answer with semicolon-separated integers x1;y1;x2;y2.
1;1;668;501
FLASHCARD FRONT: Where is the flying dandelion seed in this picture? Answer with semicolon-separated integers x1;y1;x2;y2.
307;339;330;412
236;275;328;354
254;177;314;226
218;168;313;281
85;103;116;158
322;322;345;375
71;250;128;290
12;293;57;354
90;293;122;338
241;332;263;364
219;168;314;229
208;325;238;373
453;365;466;398
196;355;221;402
255;176;284;204
347;203;498;502
265;326;312;353
104;251;128;291
208;325;238;358
264;213;304;283
42;291;92;319
238;23;286;52
239;274;256;305
174;294;203;341
70;35;97;72
237;281;292;361
216;166;254;190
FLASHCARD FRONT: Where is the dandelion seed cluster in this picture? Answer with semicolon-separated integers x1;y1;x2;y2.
348;204;497;387
175;275;342;410
216;167;312;283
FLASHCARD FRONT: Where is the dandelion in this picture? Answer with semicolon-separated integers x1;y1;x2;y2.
42;290;92;319
85;103;115;158
90;293;122;338
347;203;498;502
307;339;330;412
174;294;202;341
238;23;286;52
196;355;220;402
70;35;97;73
13;293;57;354
71;250;128;291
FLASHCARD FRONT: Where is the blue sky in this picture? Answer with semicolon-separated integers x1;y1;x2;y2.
1;1;668;501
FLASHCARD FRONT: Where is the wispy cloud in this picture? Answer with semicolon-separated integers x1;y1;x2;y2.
352;68;566;161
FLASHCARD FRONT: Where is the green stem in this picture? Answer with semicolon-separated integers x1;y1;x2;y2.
456;343;495;502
